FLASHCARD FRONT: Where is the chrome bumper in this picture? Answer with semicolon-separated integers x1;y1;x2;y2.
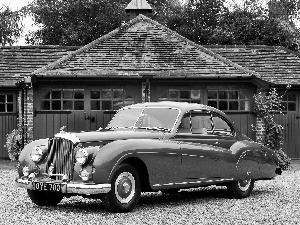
16;178;111;195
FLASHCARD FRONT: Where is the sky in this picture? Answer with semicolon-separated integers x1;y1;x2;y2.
2;0;35;45
0;0;298;45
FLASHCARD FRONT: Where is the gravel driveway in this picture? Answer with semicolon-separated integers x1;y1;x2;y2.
1;159;300;225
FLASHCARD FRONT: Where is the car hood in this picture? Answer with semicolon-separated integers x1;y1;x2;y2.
54;129;167;143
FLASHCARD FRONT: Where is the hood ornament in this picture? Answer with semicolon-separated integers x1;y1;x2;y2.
60;126;66;133
48;163;54;175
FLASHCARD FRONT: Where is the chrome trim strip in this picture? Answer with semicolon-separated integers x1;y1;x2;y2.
16;178;111;195
153;178;234;187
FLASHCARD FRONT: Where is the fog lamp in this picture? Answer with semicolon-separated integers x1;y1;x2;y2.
23;166;29;177
30;146;44;163
75;148;88;165
79;169;90;181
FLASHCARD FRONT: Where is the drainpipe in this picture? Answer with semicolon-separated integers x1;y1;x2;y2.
142;78;151;102
21;87;25;148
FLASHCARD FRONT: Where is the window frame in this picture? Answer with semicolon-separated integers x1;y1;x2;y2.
177;110;235;137
281;92;297;112
40;89;85;111
90;88;135;111
159;88;202;104
207;89;250;112
0;92;16;113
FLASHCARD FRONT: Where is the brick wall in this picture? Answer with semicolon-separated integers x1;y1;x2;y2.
17;87;34;144
255;117;265;144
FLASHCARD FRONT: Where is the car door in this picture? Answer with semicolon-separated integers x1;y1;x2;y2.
175;110;235;181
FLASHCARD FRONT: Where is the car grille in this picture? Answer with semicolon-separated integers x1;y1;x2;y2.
45;137;76;180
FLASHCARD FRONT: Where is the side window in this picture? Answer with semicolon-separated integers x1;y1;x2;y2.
177;111;212;134
211;113;234;136
177;110;234;136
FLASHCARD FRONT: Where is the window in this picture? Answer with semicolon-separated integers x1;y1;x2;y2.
41;89;84;110
159;89;201;103
0;94;14;112
90;89;134;111
207;90;249;111
281;93;296;112
177;110;234;136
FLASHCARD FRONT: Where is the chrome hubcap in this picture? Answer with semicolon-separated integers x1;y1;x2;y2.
238;179;251;192
115;172;135;204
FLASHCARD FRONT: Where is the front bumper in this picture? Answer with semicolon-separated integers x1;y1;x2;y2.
16;178;111;195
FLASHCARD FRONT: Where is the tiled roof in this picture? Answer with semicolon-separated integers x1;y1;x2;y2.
206;45;300;85
0;45;79;87
33;15;256;80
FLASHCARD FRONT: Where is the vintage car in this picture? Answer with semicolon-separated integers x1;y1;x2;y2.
16;101;281;212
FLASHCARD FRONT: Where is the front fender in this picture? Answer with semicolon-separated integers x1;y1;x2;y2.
92;139;150;184
92;139;180;185
17;139;48;176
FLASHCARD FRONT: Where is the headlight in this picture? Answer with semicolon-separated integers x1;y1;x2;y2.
79;168;90;181
75;148;88;165
22;166;29;177
30;146;45;163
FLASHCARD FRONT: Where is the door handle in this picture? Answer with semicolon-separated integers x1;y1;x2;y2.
84;115;95;122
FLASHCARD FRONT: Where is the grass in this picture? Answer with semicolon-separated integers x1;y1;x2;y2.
1;159;300;224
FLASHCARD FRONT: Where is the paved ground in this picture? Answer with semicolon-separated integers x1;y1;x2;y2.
290;159;300;170
1;158;300;224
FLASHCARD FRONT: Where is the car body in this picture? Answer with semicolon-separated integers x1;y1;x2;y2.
16;101;281;212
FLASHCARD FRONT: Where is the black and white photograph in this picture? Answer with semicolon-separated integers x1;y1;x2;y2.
0;0;300;224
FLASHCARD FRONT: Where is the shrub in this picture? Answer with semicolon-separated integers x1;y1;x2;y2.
5;125;30;161
253;87;291;170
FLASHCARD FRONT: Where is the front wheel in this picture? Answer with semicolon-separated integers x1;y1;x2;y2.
227;179;254;199
27;190;63;206
103;163;141;213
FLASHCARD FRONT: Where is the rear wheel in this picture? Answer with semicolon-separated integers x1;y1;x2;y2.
227;179;254;198
27;190;63;206
103;163;141;213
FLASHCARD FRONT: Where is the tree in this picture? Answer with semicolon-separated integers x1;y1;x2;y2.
25;0;128;45
25;0;182;46
0;5;24;46
211;0;300;50
177;0;226;44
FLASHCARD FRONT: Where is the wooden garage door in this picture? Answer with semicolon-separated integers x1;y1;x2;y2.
33;86;136;140
274;113;300;159
0;92;18;158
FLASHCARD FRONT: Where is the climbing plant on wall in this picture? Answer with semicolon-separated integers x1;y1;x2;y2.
253;86;291;170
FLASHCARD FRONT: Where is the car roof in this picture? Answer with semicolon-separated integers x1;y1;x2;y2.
126;101;225;115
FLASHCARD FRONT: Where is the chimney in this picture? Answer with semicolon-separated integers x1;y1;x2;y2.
125;0;153;20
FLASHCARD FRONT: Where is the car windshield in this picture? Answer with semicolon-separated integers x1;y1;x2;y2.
106;107;180;132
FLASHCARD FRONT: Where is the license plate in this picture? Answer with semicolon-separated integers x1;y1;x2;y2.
33;182;62;192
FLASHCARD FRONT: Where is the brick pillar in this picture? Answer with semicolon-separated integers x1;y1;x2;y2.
18;88;34;144
255;117;265;144
24;88;34;141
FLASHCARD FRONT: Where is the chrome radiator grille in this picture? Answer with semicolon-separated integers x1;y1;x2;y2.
46;137;75;180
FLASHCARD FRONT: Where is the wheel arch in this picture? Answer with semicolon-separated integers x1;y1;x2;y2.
120;157;152;192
